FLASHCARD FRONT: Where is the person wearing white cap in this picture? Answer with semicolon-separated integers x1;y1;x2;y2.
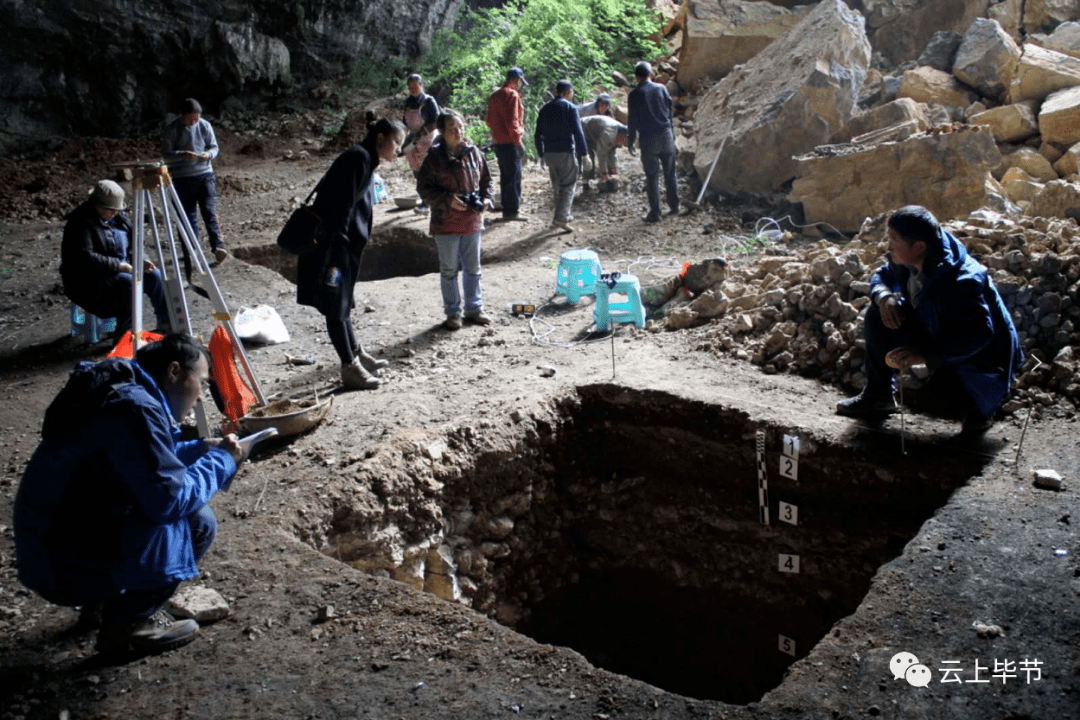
60;179;172;336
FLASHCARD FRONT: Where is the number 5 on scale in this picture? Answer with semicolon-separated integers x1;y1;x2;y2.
779;635;796;657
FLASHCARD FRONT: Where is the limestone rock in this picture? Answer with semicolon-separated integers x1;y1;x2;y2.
423;544;461;602
1001;167;1044;203
969;102;1039;142
0;0;466;139
1003;146;1059;181
1038;85;1080;146
833;98;931;144
952;18;1021;100
1028;20;1080;60
676;0;809;89
790;126;1001;233
898;66;977;108
988;0;1023;40
203;21;290;91
918;30;963;71
694;0;871;195
1010;43;1080;103
863;0;992;66
1052;141;1080;175
168;585;231;624
1026;179;1080;219
1023;0;1080;35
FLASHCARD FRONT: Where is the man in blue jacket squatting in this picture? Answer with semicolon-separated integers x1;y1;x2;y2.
14;334;244;655
836;205;1023;436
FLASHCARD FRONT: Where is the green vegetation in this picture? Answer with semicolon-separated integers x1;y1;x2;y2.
417;0;665;148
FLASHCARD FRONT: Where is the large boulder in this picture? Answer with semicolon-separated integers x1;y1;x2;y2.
1023;0;1080;35
832;98;932;143
917;30;963;71
1052;141;1080;175
1026;179;1080;219
676;0;809;90
693;0;871;195
952;18;1021;101
988;0;1023;40
1039;85;1080;146
861;0;992;65
897;66;977;107
789;125;1002;233
1028;20;1080;59
1010;43;1080;103
969;102;1039;142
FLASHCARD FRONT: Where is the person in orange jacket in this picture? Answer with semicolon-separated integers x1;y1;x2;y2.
485;67;529;222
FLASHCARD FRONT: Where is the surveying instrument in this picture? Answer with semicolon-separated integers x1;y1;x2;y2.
119;162;267;436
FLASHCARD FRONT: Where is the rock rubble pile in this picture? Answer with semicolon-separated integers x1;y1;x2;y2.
698;211;1080;416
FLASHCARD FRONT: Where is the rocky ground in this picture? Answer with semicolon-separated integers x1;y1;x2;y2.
0;106;1078;720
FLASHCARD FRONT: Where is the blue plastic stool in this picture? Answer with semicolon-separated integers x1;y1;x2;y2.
594;273;646;330
70;304;117;344
555;249;602;305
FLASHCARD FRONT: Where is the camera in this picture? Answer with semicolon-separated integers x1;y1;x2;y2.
459;190;486;212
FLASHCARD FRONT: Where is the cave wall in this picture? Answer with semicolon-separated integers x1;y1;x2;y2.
0;0;464;141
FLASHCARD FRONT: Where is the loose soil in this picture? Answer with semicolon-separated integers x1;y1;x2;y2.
0;108;1077;720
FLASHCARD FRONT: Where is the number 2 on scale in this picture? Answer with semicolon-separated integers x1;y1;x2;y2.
779;454;798;480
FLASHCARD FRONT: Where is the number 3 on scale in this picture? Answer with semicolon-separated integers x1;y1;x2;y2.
779;501;798;526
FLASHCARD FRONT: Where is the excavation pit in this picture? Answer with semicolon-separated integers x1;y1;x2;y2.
330;385;990;705
233;225;438;284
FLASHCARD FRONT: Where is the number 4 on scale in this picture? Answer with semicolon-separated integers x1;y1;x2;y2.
778;554;800;573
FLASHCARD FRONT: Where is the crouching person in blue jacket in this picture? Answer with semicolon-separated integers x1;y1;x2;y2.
14;334;244;655
837;205;1023;436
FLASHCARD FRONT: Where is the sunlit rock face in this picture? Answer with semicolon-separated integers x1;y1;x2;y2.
0;0;463;138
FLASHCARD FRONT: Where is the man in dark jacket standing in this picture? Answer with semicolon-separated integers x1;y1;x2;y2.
627;61;679;223
534;80;587;233
60;179;172;334
14;334;244;655
837;205;1023;436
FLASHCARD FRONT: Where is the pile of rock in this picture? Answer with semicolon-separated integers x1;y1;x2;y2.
699;211;1080;414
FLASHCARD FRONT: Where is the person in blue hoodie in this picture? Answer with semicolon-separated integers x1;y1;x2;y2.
14;334;244;655
836;205;1023;435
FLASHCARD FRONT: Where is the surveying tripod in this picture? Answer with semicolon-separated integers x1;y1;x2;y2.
121;162;267;436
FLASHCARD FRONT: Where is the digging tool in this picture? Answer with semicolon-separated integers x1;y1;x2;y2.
685;118;733;212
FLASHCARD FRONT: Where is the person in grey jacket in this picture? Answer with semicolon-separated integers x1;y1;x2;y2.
162;98;227;263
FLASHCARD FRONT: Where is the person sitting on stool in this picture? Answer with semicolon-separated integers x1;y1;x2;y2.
60;179;172;335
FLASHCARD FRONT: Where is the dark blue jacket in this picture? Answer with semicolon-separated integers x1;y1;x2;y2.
14;358;237;606
627;80;673;148
870;229;1023;418
534;96;587;157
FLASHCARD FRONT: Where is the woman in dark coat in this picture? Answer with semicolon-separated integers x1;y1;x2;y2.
296;118;405;389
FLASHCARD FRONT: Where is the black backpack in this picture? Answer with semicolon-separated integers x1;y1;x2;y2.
42;359;137;443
